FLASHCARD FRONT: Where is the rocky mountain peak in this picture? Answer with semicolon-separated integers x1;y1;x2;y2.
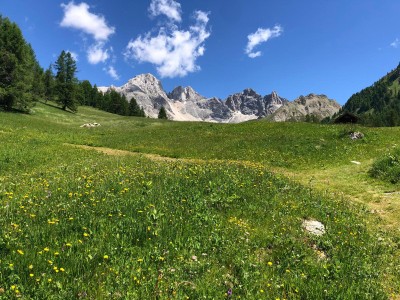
168;86;205;102
123;73;166;98
268;94;341;122
98;72;339;123
242;88;258;97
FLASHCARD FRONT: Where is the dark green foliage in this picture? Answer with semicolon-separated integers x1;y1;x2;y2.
77;80;93;106
128;97;146;117
158;106;168;119
0;15;40;112
343;63;400;127
43;65;55;102
304;114;320;123
54;50;78;112
369;148;400;183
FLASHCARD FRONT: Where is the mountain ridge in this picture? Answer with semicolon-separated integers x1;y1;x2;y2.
99;73;340;123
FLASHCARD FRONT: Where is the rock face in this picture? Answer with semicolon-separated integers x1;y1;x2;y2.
99;74;340;123
267;94;341;122
225;89;288;119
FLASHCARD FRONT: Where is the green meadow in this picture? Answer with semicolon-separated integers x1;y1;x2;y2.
1;102;400;299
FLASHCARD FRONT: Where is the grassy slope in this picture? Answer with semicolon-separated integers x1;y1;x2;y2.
1;102;400;299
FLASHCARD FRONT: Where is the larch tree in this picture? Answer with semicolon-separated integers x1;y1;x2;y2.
54;50;78;112
158;106;168;119
0;15;38;111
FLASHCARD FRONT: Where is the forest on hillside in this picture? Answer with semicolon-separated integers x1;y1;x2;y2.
340;64;400;126
0;15;145;117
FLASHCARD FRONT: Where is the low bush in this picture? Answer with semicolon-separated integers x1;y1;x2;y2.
369;148;400;183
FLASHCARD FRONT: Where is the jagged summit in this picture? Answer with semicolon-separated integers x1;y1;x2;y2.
268;94;341;122
168;86;205;102
98;73;339;123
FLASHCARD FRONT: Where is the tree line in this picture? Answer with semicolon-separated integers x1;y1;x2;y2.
0;15;148;118
0;15;42;112
43;59;146;117
340;63;400;127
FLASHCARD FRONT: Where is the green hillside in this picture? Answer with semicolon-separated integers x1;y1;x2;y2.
1;102;400;299
342;63;400;126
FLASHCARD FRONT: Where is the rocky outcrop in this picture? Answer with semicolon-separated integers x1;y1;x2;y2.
99;74;340;123
267;94;341;122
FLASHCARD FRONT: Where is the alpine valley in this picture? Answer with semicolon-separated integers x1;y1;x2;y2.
98;73;341;123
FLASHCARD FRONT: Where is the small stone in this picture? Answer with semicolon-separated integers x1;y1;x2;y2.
302;220;326;236
349;132;364;140
191;255;198;261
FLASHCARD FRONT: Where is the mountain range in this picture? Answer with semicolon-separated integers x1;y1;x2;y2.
99;73;341;123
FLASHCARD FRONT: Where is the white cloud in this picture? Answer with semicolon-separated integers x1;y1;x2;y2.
245;25;283;58
105;66;120;80
87;43;109;64
149;0;182;22
125;10;210;78
390;38;400;48
66;50;79;61
60;2;115;65
60;2;115;41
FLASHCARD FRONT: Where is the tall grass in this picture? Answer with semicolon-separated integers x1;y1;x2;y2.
369;148;400;184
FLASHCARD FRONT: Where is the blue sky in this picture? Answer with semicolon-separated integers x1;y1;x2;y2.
1;0;400;104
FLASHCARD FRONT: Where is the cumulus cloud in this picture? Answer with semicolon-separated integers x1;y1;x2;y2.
149;0;182;22
390;38;400;48
60;2;115;41
245;25;283;58
105;66;120;80
87;43;109;64
60;2;115;66
125;9;210;78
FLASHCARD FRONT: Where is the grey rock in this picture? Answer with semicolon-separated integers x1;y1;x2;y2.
350;132;364;140
302;220;326;236
268;94;341;122
99;73;339;123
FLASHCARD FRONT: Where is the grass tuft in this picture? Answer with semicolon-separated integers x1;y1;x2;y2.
369;148;400;184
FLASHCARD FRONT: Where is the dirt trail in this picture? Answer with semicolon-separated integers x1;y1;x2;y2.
67;143;400;299
67;143;400;229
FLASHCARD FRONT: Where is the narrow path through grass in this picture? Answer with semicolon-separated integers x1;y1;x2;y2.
68;144;400;230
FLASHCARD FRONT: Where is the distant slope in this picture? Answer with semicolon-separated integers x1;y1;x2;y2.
342;63;400;126
267;94;341;122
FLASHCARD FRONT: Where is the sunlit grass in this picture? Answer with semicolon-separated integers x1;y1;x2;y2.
0;102;400;299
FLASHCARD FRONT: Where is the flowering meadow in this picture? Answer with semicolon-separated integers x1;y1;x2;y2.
0;103;399;299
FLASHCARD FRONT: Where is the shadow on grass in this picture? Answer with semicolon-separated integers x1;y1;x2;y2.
40;101;76;114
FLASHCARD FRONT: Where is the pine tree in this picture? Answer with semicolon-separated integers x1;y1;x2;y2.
0;16;36;111
54;50;78;112
128;97;141;116
43;64;55;102
78;80;93;105
91;84;100;107
158;106;168;119
139;107;146;117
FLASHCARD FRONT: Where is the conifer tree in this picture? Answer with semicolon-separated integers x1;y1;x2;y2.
0;16;37;111
43;64;55;102
79;80;93;105
128;97;141;116
139;107;146;117
158;106;168;119
54;50;78;112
